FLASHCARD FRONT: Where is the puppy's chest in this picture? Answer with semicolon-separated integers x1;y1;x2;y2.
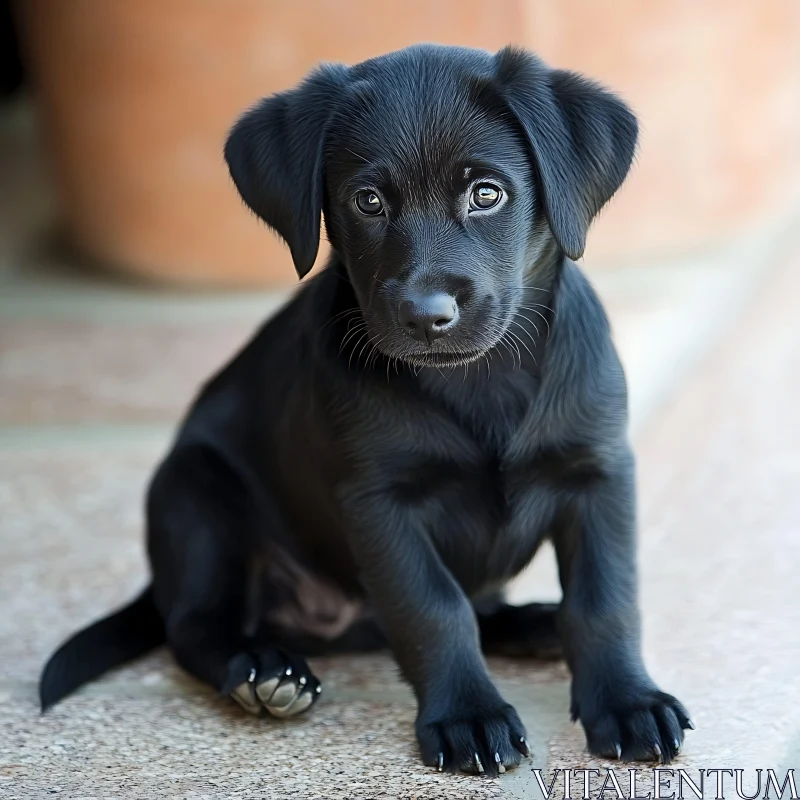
398;385;603;525
427;444;601;514
428;390;603;505
419;443;604;590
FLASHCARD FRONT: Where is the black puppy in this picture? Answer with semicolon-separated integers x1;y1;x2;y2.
41;44;693;774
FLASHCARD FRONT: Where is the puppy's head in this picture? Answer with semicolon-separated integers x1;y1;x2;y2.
226;45;637;368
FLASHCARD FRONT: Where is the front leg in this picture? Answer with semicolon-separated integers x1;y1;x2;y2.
553;452;693;763
343;489;530;776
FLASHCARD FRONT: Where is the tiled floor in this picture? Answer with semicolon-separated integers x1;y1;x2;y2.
1;103;799;797
3;238;799;798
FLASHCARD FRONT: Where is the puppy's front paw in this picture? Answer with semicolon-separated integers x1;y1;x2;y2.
576;685;693;764
223;650;322;718
416;698;530;777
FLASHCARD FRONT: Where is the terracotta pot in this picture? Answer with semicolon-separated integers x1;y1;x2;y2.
15;1;800;287
14;0;526;288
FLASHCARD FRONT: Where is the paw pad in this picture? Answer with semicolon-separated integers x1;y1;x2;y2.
227;651;321;719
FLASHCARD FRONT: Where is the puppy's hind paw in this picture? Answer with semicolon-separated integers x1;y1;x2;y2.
224;650;321;719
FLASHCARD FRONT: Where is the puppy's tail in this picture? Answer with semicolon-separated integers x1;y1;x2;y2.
39;585;165;711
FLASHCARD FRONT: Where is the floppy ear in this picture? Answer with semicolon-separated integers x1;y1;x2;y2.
224;63;349;278
494;47;638;261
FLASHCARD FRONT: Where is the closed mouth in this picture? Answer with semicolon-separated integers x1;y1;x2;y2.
401;349;487;369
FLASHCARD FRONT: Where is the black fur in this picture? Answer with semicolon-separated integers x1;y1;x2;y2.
40;44;691;774
39;588;163;711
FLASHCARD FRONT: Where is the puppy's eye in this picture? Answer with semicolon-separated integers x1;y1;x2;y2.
469;183;502;211
355;191;384;216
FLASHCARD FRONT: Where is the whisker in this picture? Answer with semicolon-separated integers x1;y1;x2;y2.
482;352;491;380
317;307;362;341
367;335;386;369
495;337;513;367
345;148;369;163
347;332;369;371
510;316;540;343
325;307;363;327
501;332;521;370
369;335;390;368
357;333;377;367
519;302;555;314
481;321;515;370
338;322;368;354
507;329;538;367
518;307;551;338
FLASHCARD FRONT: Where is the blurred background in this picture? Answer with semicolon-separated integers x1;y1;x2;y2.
3;0;799;286
1;2;799;797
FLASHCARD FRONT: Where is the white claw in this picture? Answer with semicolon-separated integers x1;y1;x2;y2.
285;666;293;677
437;752;444;772
299;676;307;686
495;753;505;774
474;753;485;774
653;743;662;761
315;684;322;694
247;667;257;683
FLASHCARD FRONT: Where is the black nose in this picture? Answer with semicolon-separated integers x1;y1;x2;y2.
397;293;459;344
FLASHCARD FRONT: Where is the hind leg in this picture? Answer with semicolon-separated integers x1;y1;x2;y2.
278;598;561;661
147;444;322;718
477;601;562;659
222;649;322;717
279;601;562;660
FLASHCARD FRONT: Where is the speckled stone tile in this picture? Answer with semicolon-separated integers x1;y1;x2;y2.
0;447;157;680
0;692;516;800
0;321;258;425
2;251;800;795
0;444;565;799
